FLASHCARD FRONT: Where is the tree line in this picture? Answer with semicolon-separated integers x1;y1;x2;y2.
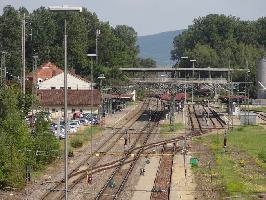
0;5;155;85
171;14;266;97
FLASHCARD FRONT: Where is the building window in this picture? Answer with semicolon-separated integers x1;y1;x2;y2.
72;109;75;113
68;87;71;89
60;87;64;89
51;87;56;89
52;108;56;113
80;109;83;112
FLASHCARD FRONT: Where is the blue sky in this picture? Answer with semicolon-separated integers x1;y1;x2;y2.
0;0;265;36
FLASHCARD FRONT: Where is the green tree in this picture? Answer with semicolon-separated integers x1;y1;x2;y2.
0;5;22;76
0;87;31;188
171;14;266;97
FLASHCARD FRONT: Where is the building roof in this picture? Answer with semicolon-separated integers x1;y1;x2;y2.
37;62;63;80
37;89;101;107
27;62;92;86
27;62;63;82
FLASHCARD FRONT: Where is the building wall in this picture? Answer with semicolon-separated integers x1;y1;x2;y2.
38;73;92;90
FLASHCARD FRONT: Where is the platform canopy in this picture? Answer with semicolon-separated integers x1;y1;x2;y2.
119;67;247;72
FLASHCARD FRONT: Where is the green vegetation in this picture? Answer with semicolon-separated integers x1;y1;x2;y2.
160;123;184;133
249;106;266;113
0;6;140;86
193;126;266;198
0;87;60;189
69;126;102;149
171;14;266;97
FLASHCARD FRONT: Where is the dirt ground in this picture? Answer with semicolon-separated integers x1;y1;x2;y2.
190;138;222;200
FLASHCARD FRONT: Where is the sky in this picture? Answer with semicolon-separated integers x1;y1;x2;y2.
0;0;265;36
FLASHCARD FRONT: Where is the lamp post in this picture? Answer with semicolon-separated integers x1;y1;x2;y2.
87;53;96;194
21;13;26;94
180;56;189;124
190;59;196;103
49;6;82;200
98;74;105;120
31;55;38;126
247;69;250;125
96;29;100;65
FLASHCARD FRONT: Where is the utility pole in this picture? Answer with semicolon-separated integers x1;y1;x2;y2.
96;29;100;65
22;13;26;95
31;55;38;120
49;6;82;199
190;59;196;103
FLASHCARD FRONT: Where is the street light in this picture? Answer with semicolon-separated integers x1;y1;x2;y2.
87;53;97;194
96;29;100;65
190;59;196;103
180;56;189;124
31;55;38;126
49;6;82;200
98;74;105;119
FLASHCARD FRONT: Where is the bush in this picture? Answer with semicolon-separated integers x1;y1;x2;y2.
258;150;266;163
70;136;83;148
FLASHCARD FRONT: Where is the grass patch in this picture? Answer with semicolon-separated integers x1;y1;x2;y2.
249;106;266;113
59;126;102;149
70;126;102;148
192;125;266;197
160;123;184;133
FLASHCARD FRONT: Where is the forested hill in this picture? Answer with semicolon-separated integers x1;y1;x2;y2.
137;30;183;66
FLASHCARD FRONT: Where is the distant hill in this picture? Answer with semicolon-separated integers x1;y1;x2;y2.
137;30;183;67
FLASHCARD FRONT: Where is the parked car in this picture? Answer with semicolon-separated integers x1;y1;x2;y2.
69;121;79;129
51;125;65;139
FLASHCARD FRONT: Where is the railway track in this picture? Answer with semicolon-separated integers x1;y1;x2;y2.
208;107;226;127
40;99;152;200
188;103;225;133
257;112;266;121
192;105;203;132
200;103;225;129
201;104;216;128
150;144;176;200
72;135;186;177
187;104;202;133
95;102;163;200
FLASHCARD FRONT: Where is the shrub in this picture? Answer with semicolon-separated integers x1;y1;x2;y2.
258;150;266;163
70;137;83;148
